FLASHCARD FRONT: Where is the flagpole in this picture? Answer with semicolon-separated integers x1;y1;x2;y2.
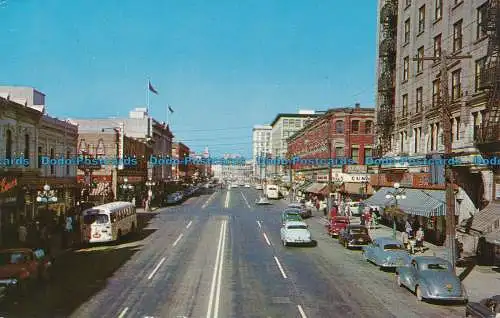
147;79;150;113
166;105;170;126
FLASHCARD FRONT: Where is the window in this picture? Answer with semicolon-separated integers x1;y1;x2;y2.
351;120;359;133
418;5;426;33
335;146;344;157
50;148;55;175
416;87;423;113
335;121;344;133
38;146;43;168
473;112;480;140
364;148;372;162
414;128;419;152
351;147;359;163
477;4;488;39
475;57;487;92
283;119;289;127
417;46;424;73
455;117;461;141
365;121;373;134
66;150;71;175
5;129;12;160
432;79;440;107
451;69;462;101
435;0;442;20
430;124;435;151
453;20;463;52
403;56;409;81
404;19;411;43
433;34;441;58
402;94;408;117
405;0;411;7
400;132;404;152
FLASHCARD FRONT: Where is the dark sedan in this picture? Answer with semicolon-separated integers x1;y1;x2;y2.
338;225;372;249
466;295;500;317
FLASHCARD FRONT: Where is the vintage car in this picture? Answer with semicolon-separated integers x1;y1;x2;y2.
255;196;271;205
280;221;312;246
327;216;350;237
338;224;372;248
0;248;53;295
362;237;410;268
287;203;311;218
396;256;468;302
466;295;500;317
281;209;303;225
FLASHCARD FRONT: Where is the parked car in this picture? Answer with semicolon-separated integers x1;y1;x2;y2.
281;209;303;225
327;216;350;237
466;295;500;317
255;184;263;190
255;196;271;205
395;256;468;302
362;237;410;268
0;248;53;295
338;224;372;249
347;201;362;216
280;221;313;246
244;184;250;188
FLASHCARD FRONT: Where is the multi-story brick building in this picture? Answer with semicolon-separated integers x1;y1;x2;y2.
287;104;375;201
172;142;190;181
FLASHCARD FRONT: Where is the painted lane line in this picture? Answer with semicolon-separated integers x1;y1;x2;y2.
206;221;225;318
202;192;217;209
147;257;166;280
240;192;251;209
273;256;287;279
118;307;129;318
297;305;307;318
262;232;271;246
186;220;193;229
172;233;184;247
256;220;262;229
224;191;230;208
214;221;227;318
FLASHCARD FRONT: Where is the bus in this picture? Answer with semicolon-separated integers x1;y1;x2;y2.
81;201;137;244
266;184;280;199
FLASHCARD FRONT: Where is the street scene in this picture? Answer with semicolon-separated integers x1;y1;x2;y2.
1;0;500;317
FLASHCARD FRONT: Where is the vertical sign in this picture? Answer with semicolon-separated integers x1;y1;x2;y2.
118;123;124;170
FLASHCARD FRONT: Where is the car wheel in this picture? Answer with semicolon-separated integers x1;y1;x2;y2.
396;275;402;287
344;241;348;248
415;286;423;301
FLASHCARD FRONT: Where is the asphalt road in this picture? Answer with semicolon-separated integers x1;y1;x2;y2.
0;187;467;317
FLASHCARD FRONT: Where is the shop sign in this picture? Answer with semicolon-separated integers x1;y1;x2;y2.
316;174;328;182
332;173;369;183
344;165;367;174
0;196;17;204
496;183;500;200
0;177;17;194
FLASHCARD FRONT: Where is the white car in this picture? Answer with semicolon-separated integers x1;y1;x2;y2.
280;221;313;246
244;184;250;188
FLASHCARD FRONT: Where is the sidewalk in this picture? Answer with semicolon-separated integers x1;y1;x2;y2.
136;207;159;213
318;216;500;301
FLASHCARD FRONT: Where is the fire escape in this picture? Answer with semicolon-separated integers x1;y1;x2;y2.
375;0;398;157
476;0;500;156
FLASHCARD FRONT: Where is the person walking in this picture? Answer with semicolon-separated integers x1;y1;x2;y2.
415;227;424;253
18;220;27;246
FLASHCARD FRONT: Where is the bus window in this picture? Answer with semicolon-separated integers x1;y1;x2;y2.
84;214;109;224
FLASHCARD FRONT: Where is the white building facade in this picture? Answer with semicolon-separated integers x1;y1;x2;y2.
252;124;272;179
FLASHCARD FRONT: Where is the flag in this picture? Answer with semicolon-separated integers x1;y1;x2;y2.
168;106;174;113
148;81;158;95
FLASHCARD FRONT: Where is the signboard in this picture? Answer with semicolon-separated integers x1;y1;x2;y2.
332;173;369;183
316;174;328;182
96;139;106;156
0;177;17;194
496;183;500;200
370;172;444;189
344;165;367;174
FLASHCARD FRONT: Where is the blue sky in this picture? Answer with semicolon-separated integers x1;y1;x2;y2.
0;0;377;158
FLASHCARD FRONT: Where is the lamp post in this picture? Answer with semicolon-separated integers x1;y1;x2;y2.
385;182;406;239
36;184;58;218
120;177;134;201
146;178;156;210
101;123;125;201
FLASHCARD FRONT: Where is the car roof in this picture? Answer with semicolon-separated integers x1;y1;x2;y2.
284;208;301;213
285;221;307;226
412;256;449;265
374;237;402;246
347;224;367;229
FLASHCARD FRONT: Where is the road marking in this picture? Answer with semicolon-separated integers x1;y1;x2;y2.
147;257;166;280
273;256;287;279
118;307;129;318
240;192;251;209
224;191;230;208
173;233;184;247
207;220;227;318
297;305;307;318
214;221;227;318
186;220;193;229
262;232;271;246
202;192;217;209
256;220;262;229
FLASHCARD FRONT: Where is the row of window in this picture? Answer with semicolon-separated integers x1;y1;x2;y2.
335;120;373;134
110;206;136;223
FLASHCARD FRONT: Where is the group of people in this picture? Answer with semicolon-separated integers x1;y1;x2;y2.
401;220;425;254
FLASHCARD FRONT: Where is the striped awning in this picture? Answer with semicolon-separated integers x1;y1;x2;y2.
305;183;327;194
363;187;447;217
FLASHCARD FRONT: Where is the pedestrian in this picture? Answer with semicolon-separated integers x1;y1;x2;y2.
329;204;338;220
405;219;413;238
415;227;424;252
18;220;27;246
401;231;409;250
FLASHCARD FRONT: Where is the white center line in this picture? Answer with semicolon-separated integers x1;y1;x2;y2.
186;221;193;229
172;233;184;247
297;305;307;318
147;257;166;280
224;191;230;208
273;256;287;279
206;221;226;318
214;221;227;318
202;192;217;209
256;220;262;229
240;192;251;209
118;307;129;318
262;232;271;246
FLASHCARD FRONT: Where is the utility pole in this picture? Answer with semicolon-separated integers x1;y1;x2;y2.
414;50;471;271
327;112;333;217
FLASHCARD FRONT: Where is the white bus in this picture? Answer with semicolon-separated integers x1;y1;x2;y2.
81;201;137;244
266;185;280;199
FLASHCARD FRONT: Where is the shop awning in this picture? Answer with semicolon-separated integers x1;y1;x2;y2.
298;181;313;191
467;202;500;234
363;187;447;217
341;182;374;195
484;231;500;245
305;183;327;194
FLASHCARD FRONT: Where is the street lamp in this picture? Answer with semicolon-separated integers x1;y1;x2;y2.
146;178;156;210
120;177;134;201
36;184;58;217
385;182;407;239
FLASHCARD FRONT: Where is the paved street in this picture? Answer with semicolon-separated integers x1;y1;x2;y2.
0;188;468;317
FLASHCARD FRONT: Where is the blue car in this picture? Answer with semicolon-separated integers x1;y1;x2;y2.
396;256;468;303
362;237;410;268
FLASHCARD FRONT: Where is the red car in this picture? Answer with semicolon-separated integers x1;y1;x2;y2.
327;216;350;237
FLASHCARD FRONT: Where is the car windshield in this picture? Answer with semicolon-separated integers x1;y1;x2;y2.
83;213;109;225
287;225;307;230
426;263;449;271
383;244;404;250
0;252;27;265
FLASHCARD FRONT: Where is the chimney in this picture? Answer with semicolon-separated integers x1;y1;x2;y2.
355;103;360;109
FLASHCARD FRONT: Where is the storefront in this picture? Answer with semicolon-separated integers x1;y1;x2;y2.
332;171;372;202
